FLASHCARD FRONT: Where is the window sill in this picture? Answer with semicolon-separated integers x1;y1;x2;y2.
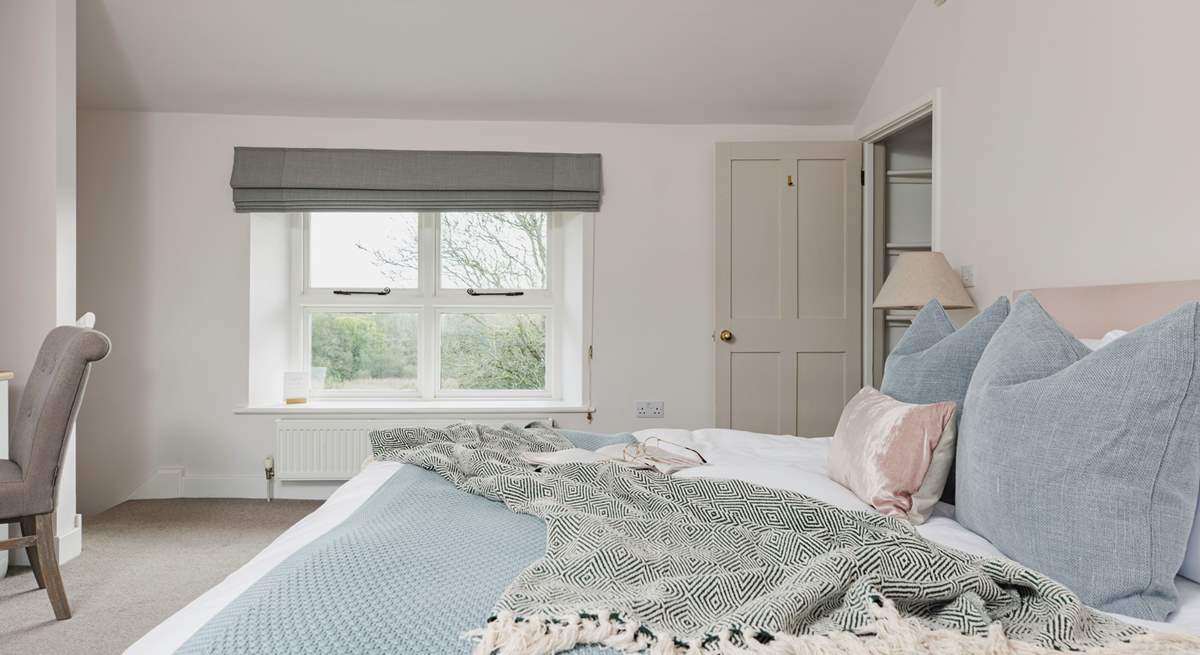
233;400;592;416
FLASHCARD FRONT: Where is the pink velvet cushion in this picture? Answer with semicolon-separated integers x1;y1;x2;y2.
827;387;955;523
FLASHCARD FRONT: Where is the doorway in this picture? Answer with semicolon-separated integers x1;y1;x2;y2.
860;95;938;387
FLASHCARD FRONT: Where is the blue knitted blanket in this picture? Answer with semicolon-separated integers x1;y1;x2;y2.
176;429;631;655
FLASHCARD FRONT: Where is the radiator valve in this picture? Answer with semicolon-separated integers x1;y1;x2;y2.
264;456;275;502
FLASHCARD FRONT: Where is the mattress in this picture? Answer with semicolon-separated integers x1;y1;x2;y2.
127;428;1200;653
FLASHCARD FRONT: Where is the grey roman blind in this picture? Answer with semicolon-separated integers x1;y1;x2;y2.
230;147;603;213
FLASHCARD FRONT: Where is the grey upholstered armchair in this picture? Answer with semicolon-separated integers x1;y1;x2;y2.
1;326;110;620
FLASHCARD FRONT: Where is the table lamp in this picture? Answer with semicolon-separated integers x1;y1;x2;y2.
873;251;974;310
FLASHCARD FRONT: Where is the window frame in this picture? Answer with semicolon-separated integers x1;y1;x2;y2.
432;307;556;399
291;212;561;401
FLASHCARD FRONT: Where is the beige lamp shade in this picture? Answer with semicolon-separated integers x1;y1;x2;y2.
873;251;975;310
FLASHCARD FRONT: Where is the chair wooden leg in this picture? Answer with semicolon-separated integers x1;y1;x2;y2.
33;513;71;620
18;515;47;589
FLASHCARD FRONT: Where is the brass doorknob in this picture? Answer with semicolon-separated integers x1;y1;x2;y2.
719;329;734;342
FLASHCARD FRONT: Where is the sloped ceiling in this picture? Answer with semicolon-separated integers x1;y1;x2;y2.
78;0;914;125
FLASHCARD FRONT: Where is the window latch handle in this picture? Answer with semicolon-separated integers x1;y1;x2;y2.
466;289;525;297
332;287;392;296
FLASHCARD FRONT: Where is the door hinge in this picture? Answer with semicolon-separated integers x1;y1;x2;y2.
587;345;593;360
860;170;865;186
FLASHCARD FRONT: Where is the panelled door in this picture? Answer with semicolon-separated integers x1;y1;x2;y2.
715;141;862;436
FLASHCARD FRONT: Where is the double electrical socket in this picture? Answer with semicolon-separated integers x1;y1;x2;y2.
635;401;665;419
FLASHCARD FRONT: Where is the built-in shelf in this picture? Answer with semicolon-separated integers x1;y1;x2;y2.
886;168;932;185
885;242;932;251
883;311;917;325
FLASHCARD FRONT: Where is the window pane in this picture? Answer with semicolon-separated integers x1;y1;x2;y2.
440;313;546;390
309;212;419;289
440;212;548;289
311;312;418;391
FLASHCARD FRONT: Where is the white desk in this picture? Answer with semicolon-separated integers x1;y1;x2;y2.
1;371;11;577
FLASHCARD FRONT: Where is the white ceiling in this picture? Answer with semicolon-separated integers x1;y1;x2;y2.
78;0;914;125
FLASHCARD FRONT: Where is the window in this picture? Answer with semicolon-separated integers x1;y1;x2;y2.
294;211;566;400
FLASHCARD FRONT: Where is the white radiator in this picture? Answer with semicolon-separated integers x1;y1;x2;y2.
274;418;551;481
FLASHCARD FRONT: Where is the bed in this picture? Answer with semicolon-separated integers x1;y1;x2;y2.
127;281;1200;653
128;428;1200;654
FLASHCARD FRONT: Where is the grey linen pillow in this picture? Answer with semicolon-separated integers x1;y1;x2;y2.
880;296;1010;503
956;292;1200;620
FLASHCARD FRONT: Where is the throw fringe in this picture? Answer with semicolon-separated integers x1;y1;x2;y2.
467;600;1200;655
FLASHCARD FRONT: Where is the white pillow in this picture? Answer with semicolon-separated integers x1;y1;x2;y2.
1078;329;1128;350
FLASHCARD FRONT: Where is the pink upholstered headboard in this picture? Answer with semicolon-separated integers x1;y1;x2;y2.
1016;280;1200;339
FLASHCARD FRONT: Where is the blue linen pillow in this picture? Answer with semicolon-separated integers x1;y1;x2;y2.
880;296;1010;503
956;293;1200;620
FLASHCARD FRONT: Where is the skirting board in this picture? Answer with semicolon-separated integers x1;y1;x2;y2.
131;467;342;502
7;517;83;568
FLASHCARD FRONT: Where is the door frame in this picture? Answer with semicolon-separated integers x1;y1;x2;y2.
857;89;942;386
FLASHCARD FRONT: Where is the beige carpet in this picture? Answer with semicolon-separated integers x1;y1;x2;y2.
0;498;320;655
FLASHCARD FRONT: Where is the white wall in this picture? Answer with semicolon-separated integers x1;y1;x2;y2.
0;0;80;560
77;111;851;514
856;0;1200;306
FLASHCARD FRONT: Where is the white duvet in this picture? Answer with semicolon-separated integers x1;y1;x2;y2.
127;428;1200;654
